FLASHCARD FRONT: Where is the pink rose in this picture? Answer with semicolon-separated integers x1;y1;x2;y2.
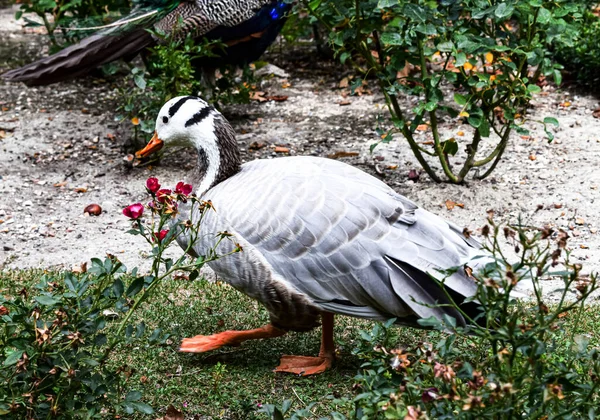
146;177;160;193
123;203;144;219
175;181;192;196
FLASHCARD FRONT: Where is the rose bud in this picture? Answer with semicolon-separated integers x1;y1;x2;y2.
153;229;169;243
146;177;160;193
122;203;144;219
84;204;102;216
175;181;193;196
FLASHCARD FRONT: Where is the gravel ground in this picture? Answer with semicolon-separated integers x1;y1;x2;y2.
0;5;599;301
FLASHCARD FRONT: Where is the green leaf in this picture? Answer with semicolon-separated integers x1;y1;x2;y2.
377;0;397;8
437;41;453;52
468;114;483;128
441;139;458;156
403;4;426;22
35;295;59;306
479;118;491;138
113;279;124;297
454;93;468;106
380;32;403;46
126;277;145;297
130;402;154;414
308;0;322;11
126;391;142;402
339;51;351;65
455;52;467;67
527;84;542;94
543;117;559;127
4;349;24;366
495;3;514;19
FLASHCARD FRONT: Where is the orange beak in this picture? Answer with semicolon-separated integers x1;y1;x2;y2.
135;131;164;158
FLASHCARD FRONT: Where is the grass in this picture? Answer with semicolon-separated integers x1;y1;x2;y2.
2;268;600;418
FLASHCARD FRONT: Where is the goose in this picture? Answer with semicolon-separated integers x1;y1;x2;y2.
2;0;290;86
135;95;486;375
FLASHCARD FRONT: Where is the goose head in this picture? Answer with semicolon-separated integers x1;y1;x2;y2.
136;96;241;194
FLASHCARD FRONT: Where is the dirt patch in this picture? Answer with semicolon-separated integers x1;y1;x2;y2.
0;5;599;301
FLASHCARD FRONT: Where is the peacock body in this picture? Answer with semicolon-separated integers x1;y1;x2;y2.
2;0;291;86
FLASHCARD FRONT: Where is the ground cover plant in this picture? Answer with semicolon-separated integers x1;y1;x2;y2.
0;177;237;417
303;0;583;183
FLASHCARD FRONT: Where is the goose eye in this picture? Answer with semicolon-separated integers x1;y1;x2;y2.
162;116;169;124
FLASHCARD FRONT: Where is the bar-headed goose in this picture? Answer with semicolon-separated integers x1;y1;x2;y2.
136;96;486;375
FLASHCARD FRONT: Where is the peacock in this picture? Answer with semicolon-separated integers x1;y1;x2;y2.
2;0;291;86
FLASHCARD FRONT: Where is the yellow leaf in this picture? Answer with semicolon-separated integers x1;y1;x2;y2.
463;62;474;71
459;111;470;118
485;52;494;64
131;117;140;126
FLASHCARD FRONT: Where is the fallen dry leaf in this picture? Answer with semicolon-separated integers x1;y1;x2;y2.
281;81;291;89
327;151;359;159
248;141;267;150
53;181;67;187
72;262;87;274
265;95;288;102
339;77;349;88
553;203;562;209
338;100;351;106
529;154;537;161
161;405;184;420
445;200;464;210
593;108;600;119
75;187;88;193
274;146;289;153
416;124;429;131
580;244;589;249
560;101;571;108
456;131;464;136
250;91;267;102
590;227;598;234
576;217;585;225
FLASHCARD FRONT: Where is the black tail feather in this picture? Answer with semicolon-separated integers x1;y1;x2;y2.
2;29;154;86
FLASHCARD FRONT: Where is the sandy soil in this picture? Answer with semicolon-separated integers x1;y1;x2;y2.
0;6;599;300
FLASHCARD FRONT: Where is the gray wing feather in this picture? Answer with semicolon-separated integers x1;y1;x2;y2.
198;156;482;325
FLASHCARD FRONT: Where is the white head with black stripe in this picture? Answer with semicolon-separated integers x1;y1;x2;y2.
136;96;241;194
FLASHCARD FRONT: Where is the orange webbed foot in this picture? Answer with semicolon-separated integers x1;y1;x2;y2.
179;333;236;353
179;324;286;353
273;354;334;376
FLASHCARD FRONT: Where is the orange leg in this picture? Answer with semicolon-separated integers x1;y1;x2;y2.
179;323;286;353
274;312;335;376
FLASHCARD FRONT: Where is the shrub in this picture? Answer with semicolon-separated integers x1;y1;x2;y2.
305;0;583;183
0;177;236;417
117;33;255;140
14;0;129;50
553;6;600;89
262;217;600;418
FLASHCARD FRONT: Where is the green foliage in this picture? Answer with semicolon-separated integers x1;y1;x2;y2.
0;178;235;417
117;32;255;140
305;0;584;183
14;0;129;50
0;259;155;417
554;7;600;88
265;219;600;418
